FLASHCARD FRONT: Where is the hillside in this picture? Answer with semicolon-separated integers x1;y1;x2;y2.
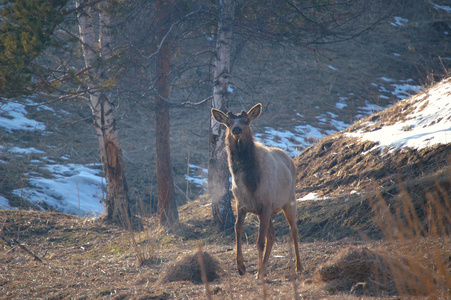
295;76;451;200
0;2;451;298
1;72;450;300
1;0;451;212
292;76;451;243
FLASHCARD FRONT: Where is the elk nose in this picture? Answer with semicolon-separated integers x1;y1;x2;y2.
232;126;242;135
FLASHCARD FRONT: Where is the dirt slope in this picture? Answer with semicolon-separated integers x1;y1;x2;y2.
294;78;451;200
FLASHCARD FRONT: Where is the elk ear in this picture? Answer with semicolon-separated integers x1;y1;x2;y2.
211;108;228;125
247;103;262;123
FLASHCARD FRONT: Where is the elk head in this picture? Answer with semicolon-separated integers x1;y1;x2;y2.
211;103;262;141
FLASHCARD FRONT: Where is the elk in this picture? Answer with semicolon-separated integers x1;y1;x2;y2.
211;103;303;279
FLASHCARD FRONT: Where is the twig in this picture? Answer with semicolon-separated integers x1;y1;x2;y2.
0;235;12;248
227;261;234;300
174;184;189;201
197;243;212;300
175;95;212;107
60;116;93;128
288;237;300;300
10;238;44;263
285;0;319;25
186;149;190;202
77;181;80;218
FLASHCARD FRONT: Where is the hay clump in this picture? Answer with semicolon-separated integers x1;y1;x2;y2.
317;246;432;297
161;251;221;284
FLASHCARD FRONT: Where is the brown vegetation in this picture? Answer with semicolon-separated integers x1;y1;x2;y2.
317;246;430;297
161;250;221;284
1;172;450;299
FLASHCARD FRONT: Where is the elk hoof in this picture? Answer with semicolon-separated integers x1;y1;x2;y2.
238;265;246;275
297;262;303;273
256;271;266;280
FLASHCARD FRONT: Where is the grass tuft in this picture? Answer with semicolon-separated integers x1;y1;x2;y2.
160;250;221;284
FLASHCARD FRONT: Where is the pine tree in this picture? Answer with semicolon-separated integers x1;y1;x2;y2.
0;0;67;97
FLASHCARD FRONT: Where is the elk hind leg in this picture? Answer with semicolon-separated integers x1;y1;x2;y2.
283;202;303;273
263;218;275;268
257;211;271;279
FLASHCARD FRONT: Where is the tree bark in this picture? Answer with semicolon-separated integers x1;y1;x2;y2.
76;0;129;221
155;0;179;227
208;0;236;231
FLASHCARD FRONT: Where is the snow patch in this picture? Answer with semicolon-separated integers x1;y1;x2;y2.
256;124;325;157
0;102;46;132
297;192;329;202
429;1;451;12
390;16;408;26
335;95;351;110
0;195;16;210
185;164;208;189
8;146;45;155
377;77;422;100
328;65;338;71
13;164;104;217
348;78;451;152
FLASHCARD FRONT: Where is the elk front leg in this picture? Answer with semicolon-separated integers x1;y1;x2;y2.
235;208;247;275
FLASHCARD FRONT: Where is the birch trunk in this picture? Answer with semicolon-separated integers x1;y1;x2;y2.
76;0;129;221
208;0;236;231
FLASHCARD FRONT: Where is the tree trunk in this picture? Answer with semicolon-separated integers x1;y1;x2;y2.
76;0;129;221
208;0;236;231
92;93;129;221
155;1;178;227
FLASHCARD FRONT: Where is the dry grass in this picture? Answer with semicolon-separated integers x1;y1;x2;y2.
317;246;430;297
161;250;221;284
0;203;359;299
2;179;449;299
314;166;451;298
371;176;451;298
1;170;450;299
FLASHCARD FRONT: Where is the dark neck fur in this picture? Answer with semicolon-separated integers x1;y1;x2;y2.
227;134;260;193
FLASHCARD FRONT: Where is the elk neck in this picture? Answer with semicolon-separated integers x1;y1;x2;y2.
227;132;261;194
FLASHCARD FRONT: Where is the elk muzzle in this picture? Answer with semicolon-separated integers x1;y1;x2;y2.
232;126;242;135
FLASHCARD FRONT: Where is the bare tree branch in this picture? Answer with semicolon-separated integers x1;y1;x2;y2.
174;95;212;107
284;0;319;26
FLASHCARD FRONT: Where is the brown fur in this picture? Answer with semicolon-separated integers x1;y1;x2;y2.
211;103;303;279
226;124;260;194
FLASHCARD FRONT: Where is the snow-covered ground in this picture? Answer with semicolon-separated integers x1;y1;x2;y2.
0;195;15;210
255;124;325;157
0;100;104;216
0;101;46;132
296;78;450;201
1;76;449;213
347;77;451;152
12;164;104;217
429;0;451;13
